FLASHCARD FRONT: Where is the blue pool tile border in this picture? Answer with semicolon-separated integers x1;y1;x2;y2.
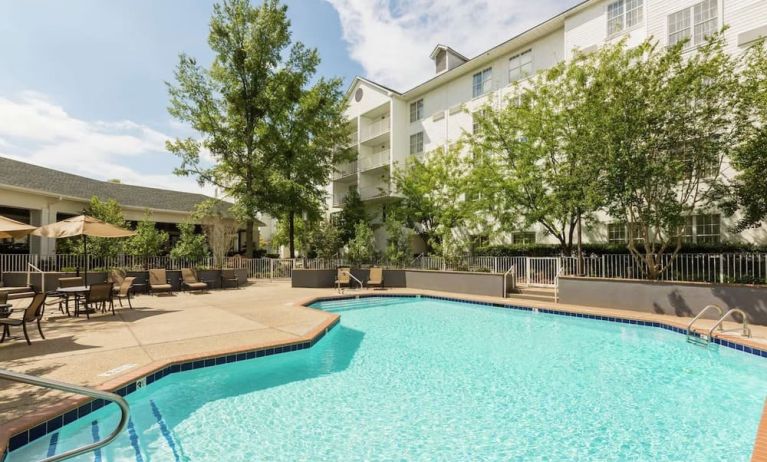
310;293;767;360
4;316;340;456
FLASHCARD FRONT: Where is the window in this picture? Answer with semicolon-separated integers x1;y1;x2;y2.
472;68;492;98
508;50;533;82
512;231;536;245
695;214;721;243
409;132;424;155
608;223;626;243
668;0;718;48
410;99;424;123
681;216;695;243
607;0;643;36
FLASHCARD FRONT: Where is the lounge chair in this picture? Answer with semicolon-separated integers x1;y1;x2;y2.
109;269;126;290
367;266;384;290
56;276;84;315
82;282;114;318
181;268;208;293
114;277;136;309
149;269;173;295
335;266;351;293
221;269;239;289
0;292;47;345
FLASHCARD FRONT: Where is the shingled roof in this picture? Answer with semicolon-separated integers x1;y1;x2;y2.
0;156;226;214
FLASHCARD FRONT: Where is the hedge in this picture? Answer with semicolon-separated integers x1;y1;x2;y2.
475;242;767;257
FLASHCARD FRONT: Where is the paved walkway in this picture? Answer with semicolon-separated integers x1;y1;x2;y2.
2;281;765;430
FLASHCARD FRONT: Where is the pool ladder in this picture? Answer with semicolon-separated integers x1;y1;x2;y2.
686;305;752;346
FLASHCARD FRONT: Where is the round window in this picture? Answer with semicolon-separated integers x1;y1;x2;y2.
355;88;363;102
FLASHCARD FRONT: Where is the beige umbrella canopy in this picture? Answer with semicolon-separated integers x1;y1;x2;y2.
32;215;136;281
0;215;37;239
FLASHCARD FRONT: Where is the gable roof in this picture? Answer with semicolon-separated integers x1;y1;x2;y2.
346;0;594;101
0;156;235;217
344;76;402;100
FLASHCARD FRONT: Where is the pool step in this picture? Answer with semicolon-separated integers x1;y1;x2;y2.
507;287;556;302
0;286;36;300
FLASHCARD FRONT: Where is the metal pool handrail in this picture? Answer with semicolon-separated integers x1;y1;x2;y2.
708;308;752;339
503;265;516;298
686;304;724;336
0;368;130;462
342;270;364;289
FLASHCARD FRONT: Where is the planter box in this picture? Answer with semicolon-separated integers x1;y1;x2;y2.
291;269;406;289
558;276;767;326
405;270;506;298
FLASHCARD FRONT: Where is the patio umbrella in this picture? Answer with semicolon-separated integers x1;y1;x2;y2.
0;215;36;239
32;215;136;282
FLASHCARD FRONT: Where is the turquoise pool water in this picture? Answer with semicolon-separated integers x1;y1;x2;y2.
8;296;767;461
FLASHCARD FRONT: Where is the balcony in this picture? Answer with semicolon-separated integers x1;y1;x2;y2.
360;116;390;143
360;184;391;201
359;149;390;172
333;190;350;207
347;133;359;146
332;160;358;180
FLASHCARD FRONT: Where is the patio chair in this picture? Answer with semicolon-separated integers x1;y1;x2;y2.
149;269;173;295
335;266;351;293
0;292;47;345
367;266;384;290
181;268;208;293
109;269;126;290
81;282;114;318
0;291;7;305
56;276;84;315
114;277;136;309
221;269;240;289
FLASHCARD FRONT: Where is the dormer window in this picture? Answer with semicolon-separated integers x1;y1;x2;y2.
435;49;447;73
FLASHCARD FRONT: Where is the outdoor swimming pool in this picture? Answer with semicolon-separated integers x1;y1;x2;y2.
8;296;767;461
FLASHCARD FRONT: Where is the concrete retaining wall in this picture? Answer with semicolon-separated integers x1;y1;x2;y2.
2;268;249;293
292;269;406;288
405;270;506;298
291;269;503;297
559;276;767;325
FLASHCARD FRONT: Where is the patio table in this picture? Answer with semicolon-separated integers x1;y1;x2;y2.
53;286;93;317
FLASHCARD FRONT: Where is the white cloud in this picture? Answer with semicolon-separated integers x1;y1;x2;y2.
0;91;215;196
326;0;579;90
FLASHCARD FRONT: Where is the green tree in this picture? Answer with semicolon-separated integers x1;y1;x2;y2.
383;216;412;267
338;188;367;243
305;219;343;259
194;199;240;268
271;213;310;256
467;47;605;259
58;196;127;258
596;34;743;279
170;222;210;261
391;146;467;254
261;65;352;258
346;221;377;266
126;212;169;268
167;0;298;257
721;40;767;230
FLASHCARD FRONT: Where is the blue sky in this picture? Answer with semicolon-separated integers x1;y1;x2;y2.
0;0;576;195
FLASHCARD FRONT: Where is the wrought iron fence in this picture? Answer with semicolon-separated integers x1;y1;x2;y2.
2;253;767;286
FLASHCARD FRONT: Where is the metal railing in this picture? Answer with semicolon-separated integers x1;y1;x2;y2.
332;160;358;180
0;368;129;462
361;116;390;141
3;253;767;287
359;185;391;200
26;263;46;294
686;304;724;345
708;308;752;338
359;149;390;172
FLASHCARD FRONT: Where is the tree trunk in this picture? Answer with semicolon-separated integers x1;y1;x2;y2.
576;212;583;276
245;219;254;258
288;210;296;259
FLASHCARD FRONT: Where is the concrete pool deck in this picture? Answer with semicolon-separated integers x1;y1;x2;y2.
2;280;767;459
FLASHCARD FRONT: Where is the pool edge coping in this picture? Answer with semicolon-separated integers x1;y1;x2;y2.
0;311;340;460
